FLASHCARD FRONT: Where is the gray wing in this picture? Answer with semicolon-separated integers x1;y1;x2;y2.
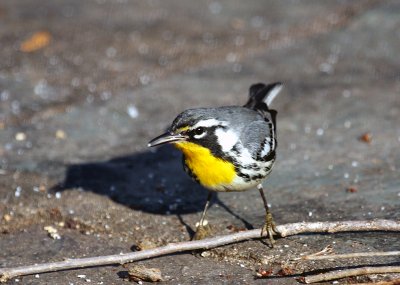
240;120;272;158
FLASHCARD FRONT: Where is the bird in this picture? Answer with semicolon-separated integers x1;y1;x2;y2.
148;82;283;245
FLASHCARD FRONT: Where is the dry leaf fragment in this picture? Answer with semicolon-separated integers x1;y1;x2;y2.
136;239;157;251
346;187;358;193
20;31;51;52
359;132;372;144
127;265;163;282
256;267;273;278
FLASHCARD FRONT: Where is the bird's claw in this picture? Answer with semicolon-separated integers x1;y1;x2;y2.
261;212;280;247
193;221;213;240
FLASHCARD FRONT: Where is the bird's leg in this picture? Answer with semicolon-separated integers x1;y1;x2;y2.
193;191;213;240
258;184;280;246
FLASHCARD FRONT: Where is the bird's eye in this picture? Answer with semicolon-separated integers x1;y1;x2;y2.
194;127;205;136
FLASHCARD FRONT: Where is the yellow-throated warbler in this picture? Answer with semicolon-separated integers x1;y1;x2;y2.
148;82;283;245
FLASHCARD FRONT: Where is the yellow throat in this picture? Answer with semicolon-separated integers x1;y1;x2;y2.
174;141;236;189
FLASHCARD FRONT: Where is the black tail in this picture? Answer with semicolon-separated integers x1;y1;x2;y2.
244;82;283;110
244;82;283;132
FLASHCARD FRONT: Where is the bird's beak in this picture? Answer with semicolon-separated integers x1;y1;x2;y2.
147;132;187;147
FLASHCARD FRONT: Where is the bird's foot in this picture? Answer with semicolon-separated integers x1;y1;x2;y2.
261;212;280;247
192;220;213;240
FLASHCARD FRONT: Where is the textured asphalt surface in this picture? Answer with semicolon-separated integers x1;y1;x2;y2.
0;1;399;284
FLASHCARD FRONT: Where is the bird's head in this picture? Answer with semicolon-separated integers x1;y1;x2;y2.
148;108;238;158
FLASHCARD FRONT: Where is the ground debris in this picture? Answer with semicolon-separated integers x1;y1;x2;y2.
20;31;51;52
3;214;12;222
359;132;372;144
277;265;295;276
346;186;358;193
126;265;163;282
226;224;246;232
255;267;273;278
136;239;158;250
43;225;61;240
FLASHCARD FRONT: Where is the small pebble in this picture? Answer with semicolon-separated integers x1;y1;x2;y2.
15;186;22;197
127;105;139;118
344;120;351;128
3;214;11;222
44;225;61;240
15;132;26;141
77;275;86;279
106;47;117;58
226;52;237;63
55;129;67;139
342;89;351;98
139;74;150;85
316;128;324;136
209;1;222;14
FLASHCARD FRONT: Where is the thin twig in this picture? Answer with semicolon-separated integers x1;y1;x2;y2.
1;219;399;282
300;250;400;261
292;245;333;260
304;266;400;283
349;279;400;285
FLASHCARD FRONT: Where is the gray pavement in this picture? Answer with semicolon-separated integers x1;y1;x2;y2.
0;0;399;284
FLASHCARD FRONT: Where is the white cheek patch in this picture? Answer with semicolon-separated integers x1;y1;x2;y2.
260;137;272;157
215;128;238;152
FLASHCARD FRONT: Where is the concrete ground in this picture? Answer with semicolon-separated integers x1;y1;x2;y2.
0;0;399;284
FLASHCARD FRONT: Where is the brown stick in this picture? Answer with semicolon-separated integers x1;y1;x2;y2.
304;266;400;283
348;279;400;285
300;250;400;261
1;219;399;282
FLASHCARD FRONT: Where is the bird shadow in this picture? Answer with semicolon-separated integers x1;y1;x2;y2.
51;145;253;231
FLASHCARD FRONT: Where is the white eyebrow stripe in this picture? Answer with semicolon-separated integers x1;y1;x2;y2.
192;119;227;129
